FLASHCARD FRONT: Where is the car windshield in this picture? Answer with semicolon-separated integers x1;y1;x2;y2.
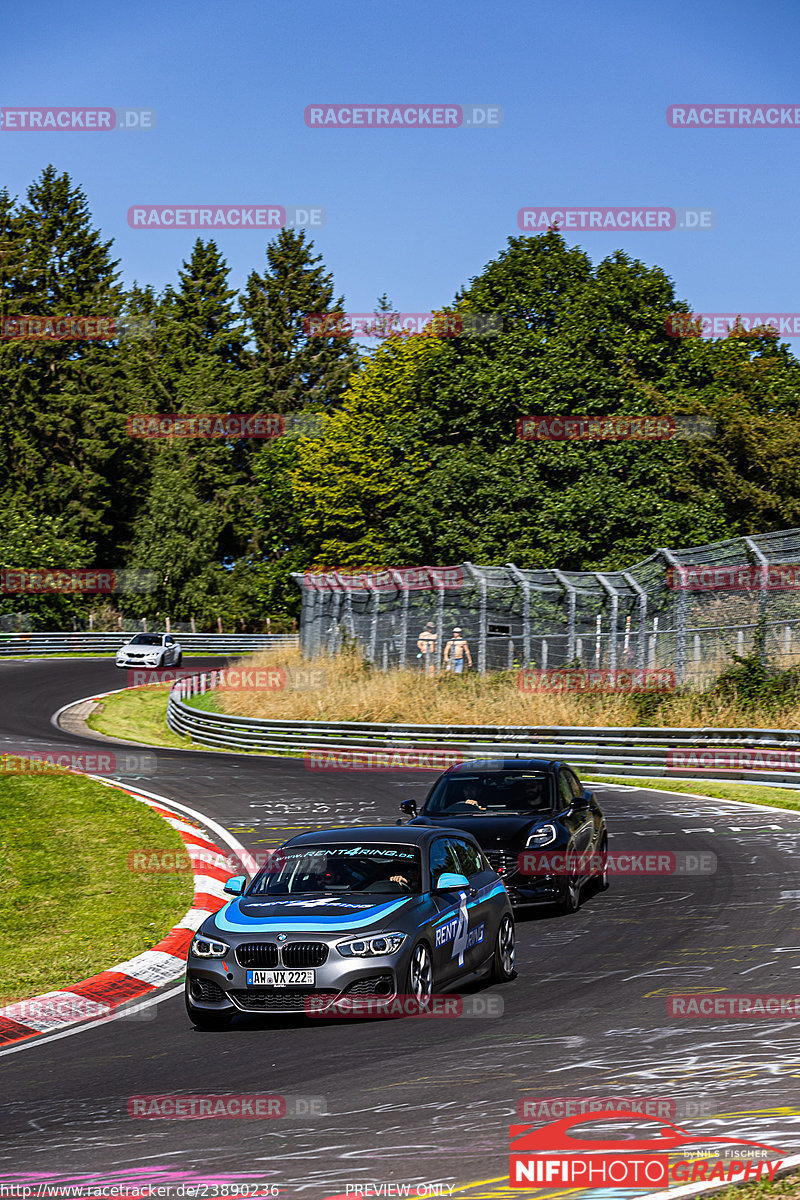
128;634;162;646
246;842;423;896
423;771;553;816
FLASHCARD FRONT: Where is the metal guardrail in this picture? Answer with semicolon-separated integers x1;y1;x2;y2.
166;671;800;788
0;632;298;656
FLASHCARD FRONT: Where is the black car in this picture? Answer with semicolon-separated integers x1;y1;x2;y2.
400;758;608;913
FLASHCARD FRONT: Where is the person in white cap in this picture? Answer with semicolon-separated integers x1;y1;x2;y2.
444;627;472;673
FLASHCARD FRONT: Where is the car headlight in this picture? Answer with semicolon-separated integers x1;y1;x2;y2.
337;932;407;957
526;823;558;848
190;934;230;958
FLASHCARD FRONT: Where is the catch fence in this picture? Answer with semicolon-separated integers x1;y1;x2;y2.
293;529;800;685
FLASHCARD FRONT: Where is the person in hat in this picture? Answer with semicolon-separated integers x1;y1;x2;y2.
416;621;438;676
444;627;472;673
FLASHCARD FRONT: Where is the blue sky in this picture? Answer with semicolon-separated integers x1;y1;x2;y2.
1;0;798;338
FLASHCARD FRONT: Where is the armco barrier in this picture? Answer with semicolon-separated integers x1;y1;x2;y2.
0;632;297;656
166;671;800;788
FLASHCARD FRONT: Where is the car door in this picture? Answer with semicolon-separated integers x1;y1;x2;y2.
164;635;174;664
428;836;469;985
450;836;497;971
568;768;604;851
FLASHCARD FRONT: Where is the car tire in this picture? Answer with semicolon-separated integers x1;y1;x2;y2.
598;836;609;891
490;913;516;982
185;988;232;1030
556;870;582;914
405;941;433;1000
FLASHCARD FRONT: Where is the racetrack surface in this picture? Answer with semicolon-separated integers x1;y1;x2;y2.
1;659;799;1198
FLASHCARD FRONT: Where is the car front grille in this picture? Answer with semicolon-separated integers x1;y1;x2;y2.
190;978;227;1003
484;849;520;877
229;989;338;1013
282;942;329;968
236;942;279;968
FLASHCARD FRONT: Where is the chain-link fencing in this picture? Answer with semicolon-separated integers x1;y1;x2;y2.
293;528;800;685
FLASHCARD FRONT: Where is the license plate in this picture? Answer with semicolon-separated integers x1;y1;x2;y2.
246;970;315;987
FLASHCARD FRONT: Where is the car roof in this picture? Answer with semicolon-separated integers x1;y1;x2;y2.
283;825;481;849
443;758;562;774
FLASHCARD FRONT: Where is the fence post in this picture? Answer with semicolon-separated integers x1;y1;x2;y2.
390;569;409;669
506;564;530;667
659;549;686;685
623;572;648;669
745;536;769;666
463;563;486;675
553;569;577;665
595;574;619;670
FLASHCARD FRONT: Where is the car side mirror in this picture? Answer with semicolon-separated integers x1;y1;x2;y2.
434;871;470;891
400;799;417;817
572;793;591;810
223;875;246;895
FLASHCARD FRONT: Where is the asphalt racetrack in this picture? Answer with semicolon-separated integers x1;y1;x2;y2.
1;659;799;1198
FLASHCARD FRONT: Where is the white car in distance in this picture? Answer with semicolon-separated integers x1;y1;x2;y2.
115;633;183;669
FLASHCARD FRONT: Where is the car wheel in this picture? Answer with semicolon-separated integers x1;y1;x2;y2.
598;836;609;891
556;871;581;914
490;913;516;982
405;942;433;999
185;989;231;1030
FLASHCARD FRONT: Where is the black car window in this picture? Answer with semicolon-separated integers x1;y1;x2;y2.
566;769;583;799
557;771;573;808
450;838;484;879
430;837;462;885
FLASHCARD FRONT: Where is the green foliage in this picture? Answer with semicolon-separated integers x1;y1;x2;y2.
711;652;800;712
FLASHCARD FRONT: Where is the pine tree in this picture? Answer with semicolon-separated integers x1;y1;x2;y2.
240;228;357;412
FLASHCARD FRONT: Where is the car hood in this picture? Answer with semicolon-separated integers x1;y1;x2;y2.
210;894;416;934
413;813;553;846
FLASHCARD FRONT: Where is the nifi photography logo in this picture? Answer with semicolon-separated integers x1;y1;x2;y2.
509;1109;783;1189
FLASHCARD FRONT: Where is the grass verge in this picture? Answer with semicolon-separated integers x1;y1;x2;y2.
586;774;800;811
714;1169;800;1200
87;685;197;750
0;771;193;997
